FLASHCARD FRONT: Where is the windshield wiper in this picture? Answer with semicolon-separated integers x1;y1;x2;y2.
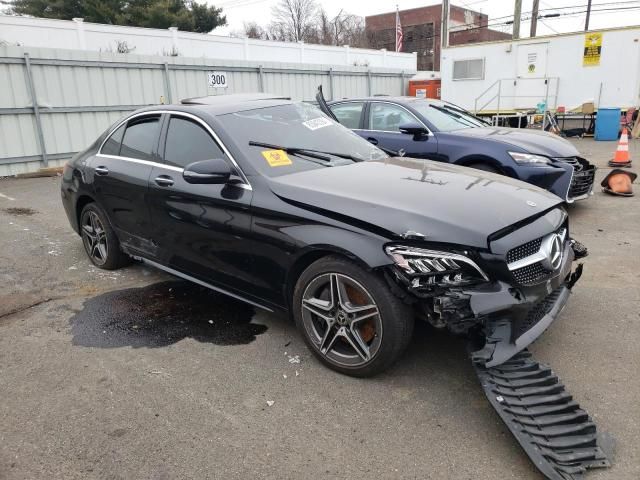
440;104;489;126
248;141;364;162
430;105;479;128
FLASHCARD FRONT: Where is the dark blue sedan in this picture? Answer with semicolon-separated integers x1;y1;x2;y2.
316;88;595;203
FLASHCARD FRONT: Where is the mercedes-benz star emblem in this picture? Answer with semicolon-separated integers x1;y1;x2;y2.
540;233;563;271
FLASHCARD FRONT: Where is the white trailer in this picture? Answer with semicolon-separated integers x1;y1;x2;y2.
440;26;640;118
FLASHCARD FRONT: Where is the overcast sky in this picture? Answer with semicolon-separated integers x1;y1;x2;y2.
210;0;640;38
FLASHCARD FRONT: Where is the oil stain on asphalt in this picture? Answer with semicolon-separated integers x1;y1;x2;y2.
3;207;38;216
70;281;267;348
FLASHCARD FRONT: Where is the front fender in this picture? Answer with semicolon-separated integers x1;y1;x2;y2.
284;224;391;270
436;133;516;170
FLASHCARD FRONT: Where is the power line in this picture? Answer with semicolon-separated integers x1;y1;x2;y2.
539;18;560;34
438;3;640;36
403;3;640;42
520;4;640;22
455;0;488;7
538;0;640;11
438;0;640;32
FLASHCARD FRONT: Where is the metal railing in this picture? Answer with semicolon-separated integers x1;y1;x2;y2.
473;77;560;129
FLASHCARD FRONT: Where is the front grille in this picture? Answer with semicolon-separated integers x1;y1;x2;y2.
506;226;567;286
512;287;563;340
506;237;543;264
555;156;582;170
569;168;596;198
511;262;550;285
555;157;596;200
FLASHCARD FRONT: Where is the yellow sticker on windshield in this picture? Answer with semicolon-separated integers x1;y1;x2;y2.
262;149;292;167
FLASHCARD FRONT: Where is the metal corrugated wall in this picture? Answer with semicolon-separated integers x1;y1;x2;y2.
0;46;413;176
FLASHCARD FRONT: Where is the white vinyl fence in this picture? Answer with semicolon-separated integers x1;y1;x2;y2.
0;15;417;70
0;45;415;176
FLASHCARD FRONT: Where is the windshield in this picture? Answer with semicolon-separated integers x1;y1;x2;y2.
410;100;487;132
218;102;387;177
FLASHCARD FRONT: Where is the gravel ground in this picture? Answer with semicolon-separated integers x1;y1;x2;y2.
0;138;638;480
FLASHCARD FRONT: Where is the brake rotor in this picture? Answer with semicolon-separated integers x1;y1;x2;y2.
345;284;377;343
358;321;376;342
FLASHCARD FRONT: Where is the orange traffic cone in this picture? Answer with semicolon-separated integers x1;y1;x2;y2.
609;128;632;167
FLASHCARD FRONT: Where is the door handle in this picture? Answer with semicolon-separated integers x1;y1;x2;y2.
154;175;174;187
366;137;378;145
95;166;109;175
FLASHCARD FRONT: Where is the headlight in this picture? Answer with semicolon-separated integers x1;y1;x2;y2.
385;246;489;287
508;151;551;165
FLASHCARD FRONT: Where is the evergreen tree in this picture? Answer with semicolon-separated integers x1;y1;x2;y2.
4;0;226;33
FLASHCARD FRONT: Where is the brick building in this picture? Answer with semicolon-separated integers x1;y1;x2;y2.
365;4;511;71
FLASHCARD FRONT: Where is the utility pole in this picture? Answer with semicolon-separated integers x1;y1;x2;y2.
513;0;522;39
530;0;539;38
441;0;450;49
585;0;592;31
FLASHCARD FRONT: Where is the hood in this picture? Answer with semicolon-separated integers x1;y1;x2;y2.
450;127;580;158
268;158;563;249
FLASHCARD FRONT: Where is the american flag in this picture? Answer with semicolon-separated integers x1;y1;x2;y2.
395;8;403;52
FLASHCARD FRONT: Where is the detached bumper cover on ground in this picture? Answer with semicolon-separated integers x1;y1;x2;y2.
474;351;612;480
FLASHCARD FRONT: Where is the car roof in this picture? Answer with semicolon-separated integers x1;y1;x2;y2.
179;93;294;115
329;96;446;107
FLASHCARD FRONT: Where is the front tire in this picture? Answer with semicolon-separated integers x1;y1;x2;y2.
293;256;414;377
79;203;130;270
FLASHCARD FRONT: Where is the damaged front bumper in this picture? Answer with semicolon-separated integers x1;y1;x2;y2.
470;242;583;367
470;270;582;368
387;239;586;368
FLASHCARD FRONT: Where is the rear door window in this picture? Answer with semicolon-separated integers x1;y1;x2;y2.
163;116;225;168
329;102;364;129
120;115;161;161
101;124;125;156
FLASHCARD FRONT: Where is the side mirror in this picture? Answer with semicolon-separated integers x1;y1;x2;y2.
399;123;428;140
183;158;231;184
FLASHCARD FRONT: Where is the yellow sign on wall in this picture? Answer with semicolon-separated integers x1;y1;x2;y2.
583;32;602;67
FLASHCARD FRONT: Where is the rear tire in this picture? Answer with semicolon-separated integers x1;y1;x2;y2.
79;203;130;270
293;256;414;377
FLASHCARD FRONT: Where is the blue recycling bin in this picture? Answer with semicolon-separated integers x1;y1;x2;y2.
595;108;621;141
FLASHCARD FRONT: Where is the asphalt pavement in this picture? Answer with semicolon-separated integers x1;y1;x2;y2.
0;138;638;479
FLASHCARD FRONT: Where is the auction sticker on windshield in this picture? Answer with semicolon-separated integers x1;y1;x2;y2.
261;149;292;167
302;117;333;131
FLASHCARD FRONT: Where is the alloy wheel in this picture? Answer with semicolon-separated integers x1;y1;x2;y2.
81;211;108;266
301;273;383;367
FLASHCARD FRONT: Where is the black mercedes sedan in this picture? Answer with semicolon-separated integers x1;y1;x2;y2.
61;94;585;377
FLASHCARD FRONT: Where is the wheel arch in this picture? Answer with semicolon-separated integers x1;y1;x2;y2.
456;154;508;175
284;245;381;312
75;194;96;234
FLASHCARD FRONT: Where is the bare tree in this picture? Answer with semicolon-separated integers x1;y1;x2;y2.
316;9;334;45
243;22;267;40
115;40;135;54
242;3;368;47
332;11;367;47
271;0;318;42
